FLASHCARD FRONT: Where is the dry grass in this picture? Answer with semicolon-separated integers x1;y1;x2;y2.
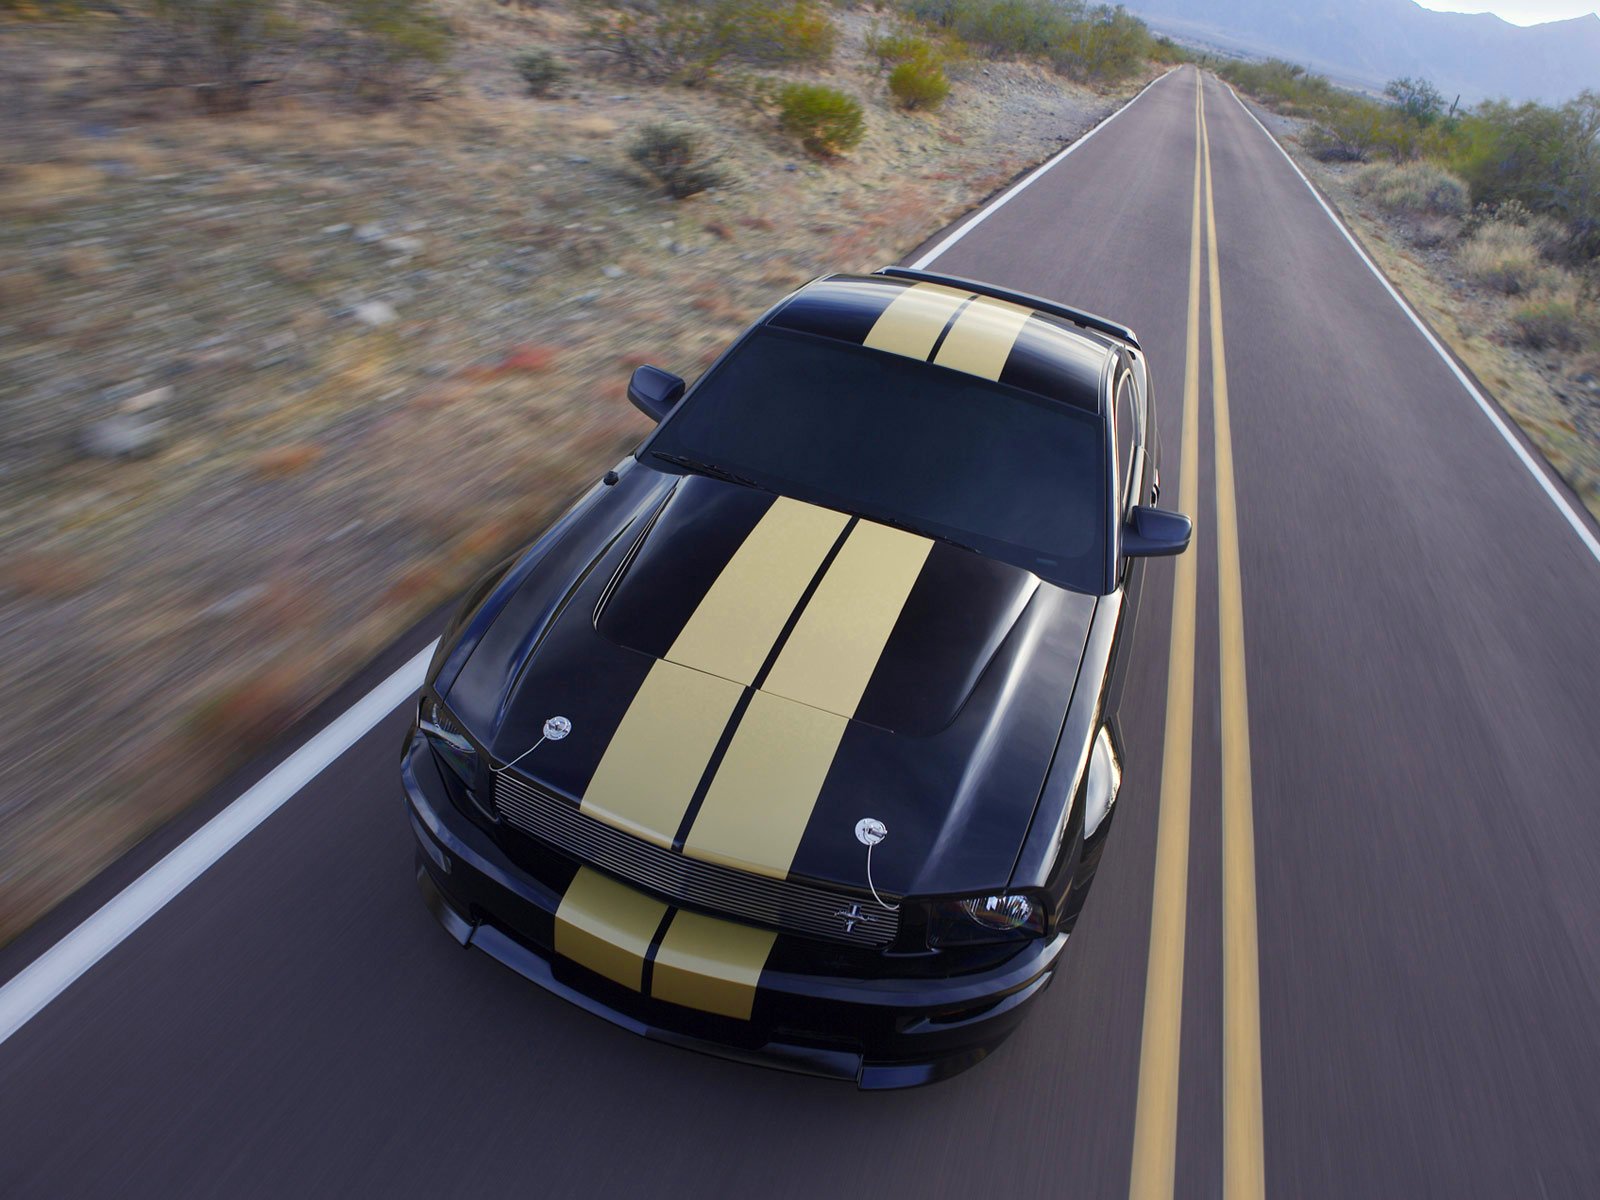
0;161;104;214
1458;222;1560;295
1509;290;1589;353
1352;161;1469;219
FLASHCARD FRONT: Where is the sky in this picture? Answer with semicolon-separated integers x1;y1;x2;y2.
1413;0;1598;23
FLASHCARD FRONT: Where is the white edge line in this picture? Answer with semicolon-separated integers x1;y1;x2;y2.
0;65;1188;1048
0;639;438;1047
910;65;1180;270
1223;80;1600;567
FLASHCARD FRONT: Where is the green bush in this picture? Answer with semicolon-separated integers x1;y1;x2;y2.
1353;161;1468;217
514;49;567;95
1225;56;1600;267
888;56;949;110
586;0;836;86
1450;93;1600;261
336;0;452;91
1302;102;1385;163
1510;297;1584;351
1384;76;1446;126
144;0;451;109
148;0;287;111
628;123;726;197
1047;2;1149;83
749;0;837;64
895;0;1150;83
1149;35;1192;65
867;25;940;67
775;82;864;156
945;0;1063;57
1214;58;1336;117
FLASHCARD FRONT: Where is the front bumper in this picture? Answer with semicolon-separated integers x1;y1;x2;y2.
403;735;1066;1089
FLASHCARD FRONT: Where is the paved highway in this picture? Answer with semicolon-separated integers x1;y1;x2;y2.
4;66;1600;1197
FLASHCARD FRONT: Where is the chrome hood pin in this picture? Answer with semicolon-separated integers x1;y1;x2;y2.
854;817;898;913
494;715;573;774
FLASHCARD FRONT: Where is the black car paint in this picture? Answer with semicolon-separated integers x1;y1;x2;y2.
407;270;1175;1083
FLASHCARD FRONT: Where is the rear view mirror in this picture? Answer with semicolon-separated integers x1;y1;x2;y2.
627;365;685;422
1122;505;1192;558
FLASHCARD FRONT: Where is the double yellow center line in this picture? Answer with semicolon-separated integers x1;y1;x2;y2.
1129;71;1266;1200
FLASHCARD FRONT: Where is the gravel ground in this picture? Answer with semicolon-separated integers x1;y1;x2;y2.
0;5;1148;942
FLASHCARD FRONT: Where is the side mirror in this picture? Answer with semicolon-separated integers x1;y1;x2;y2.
627;365;685;422
1122;505;1192;558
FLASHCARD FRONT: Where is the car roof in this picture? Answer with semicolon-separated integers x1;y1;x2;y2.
764;273;1118;416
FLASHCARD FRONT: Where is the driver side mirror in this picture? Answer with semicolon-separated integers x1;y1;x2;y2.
627;365;685;422
1122;505;1192;558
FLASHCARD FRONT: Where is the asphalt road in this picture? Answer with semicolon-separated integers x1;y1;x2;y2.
5;66;1600;1197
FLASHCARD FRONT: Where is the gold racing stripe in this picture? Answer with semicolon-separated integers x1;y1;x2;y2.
761;520;933;717
683;690;849;879
554;867;669;992
651;909;778;1020
932;295;1034;380
580;659;743;847
862;281;973;361
666;497;849;686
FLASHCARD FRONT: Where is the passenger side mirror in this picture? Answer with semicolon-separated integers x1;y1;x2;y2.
1122;505;1192;558
627;365;685;422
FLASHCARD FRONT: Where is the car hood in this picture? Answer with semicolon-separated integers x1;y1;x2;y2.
446;468;1097;896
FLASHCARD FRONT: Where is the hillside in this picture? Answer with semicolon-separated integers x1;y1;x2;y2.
1126;0;1600;103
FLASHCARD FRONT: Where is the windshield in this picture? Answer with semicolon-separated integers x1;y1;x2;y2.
645;328;1108;593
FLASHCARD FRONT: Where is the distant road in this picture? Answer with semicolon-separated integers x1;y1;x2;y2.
4;66;1600;1198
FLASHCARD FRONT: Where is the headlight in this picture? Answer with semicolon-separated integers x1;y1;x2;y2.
925;892;1047;947
418;693;479;786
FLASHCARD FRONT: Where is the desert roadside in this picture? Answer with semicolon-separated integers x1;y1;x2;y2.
0;2;1157;944
1237;95;1600;525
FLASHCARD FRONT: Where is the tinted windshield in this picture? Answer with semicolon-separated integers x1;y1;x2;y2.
646;328;1108;593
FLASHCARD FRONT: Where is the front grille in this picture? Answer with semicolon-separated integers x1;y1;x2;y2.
494;771;900;948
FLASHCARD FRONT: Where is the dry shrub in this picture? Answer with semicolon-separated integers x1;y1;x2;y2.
0;162;104;213
1411;218;1457;249
139;0;450;110
628;123;726;198
1527;214;1574;263
1353;161;1468;218
1459;222;1558;295
514;49;568;95
1510;295;1585;352
586;0;835;86
1465;201;1573;263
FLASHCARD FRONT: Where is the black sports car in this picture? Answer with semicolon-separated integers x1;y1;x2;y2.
404;266;1191;1087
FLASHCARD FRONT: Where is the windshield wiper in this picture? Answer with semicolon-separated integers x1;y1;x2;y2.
650;451;763;491
865;512;984;558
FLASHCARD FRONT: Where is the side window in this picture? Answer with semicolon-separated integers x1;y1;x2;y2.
1114;374;1137;512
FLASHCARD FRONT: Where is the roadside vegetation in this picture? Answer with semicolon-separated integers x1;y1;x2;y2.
1214;54;1600;520
0;0;1165;942
894;0;1163;85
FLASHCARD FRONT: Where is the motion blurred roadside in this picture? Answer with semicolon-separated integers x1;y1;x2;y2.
0;0;1165;943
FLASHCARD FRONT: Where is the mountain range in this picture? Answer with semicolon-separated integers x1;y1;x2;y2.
1125;0;1600;104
